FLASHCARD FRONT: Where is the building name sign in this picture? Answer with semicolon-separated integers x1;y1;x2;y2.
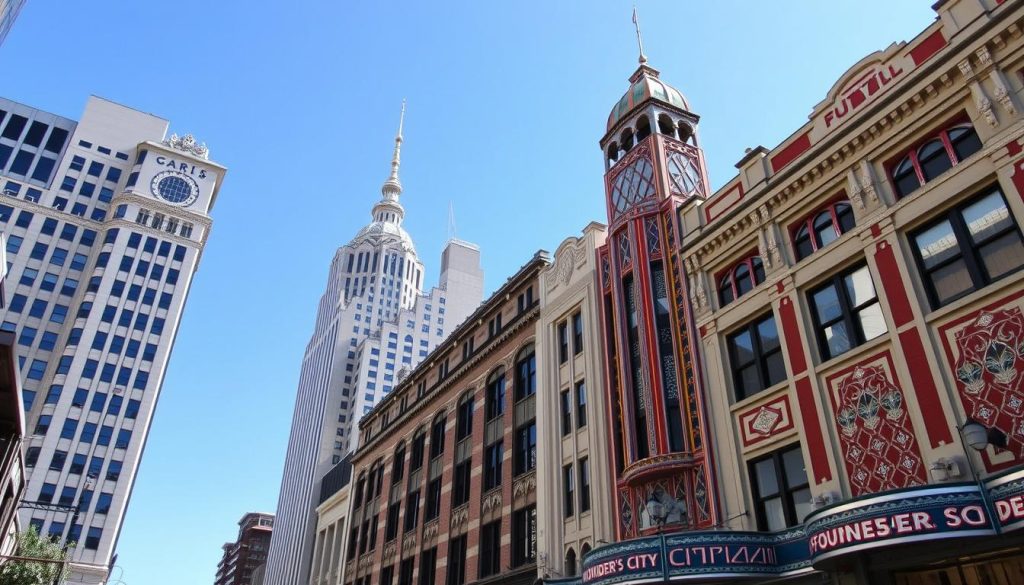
154;155;209;180
556;472;1024;585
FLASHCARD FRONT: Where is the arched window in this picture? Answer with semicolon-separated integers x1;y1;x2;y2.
485;367;505;420
607;142;619;165
514;345;537;401
581;543;592;559
565;548;577;576
889;122;982;198
718;255;765;307
620;128;635;152
391;442;406;484
635;115;652;141
658;114;675;135
677;122;693;144
793;200;855;261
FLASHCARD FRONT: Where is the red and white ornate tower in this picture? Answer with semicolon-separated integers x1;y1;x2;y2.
597;34;719;538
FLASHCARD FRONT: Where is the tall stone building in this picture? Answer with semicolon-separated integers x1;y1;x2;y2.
215;513;275;585
0;95;225;584
265;109;484;585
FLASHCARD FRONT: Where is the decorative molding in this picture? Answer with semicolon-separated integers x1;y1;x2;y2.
449;505;469;531
382;541;397;560
481;489;502;514
401;533;417;556
422;519;439;541
163;133;209;159
512;472;537;501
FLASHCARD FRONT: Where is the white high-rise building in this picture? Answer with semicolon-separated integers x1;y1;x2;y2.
0;96;225;583
264;109;484;585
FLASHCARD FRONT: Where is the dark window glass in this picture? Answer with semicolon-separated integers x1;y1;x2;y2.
514;421;537;475
728;313;786;400
560;390;572;436
452;460;471;507
484;441;503;490
750;444;811;531
478;521;501;578
44;127;69;153
2;114;27;140
563;464;575;517
485;369;505;420
446;535;467;585
579;458;591;512
809;264;887;360
512;505;537;566
891;123;982;199
455;396;473;441
515;348;536;400
23;121;47;146
911;186;1024;308
425;478;442;520
576;380;587;428
9;150;33;175
793;200;855;261
572;312;584;354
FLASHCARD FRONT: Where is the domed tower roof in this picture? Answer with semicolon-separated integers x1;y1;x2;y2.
348;101;417;253
606;64;690;132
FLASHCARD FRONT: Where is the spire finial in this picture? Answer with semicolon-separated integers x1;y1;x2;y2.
388;100;406;183
632;6;647;65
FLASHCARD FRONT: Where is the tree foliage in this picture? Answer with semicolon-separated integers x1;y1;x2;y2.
0;526;70;585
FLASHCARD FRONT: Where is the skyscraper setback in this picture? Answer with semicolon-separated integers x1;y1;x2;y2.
264;109;484;585
0;95;225;584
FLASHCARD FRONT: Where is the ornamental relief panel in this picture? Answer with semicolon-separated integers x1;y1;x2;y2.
736;393;797;451
607;145;657;220
939;298;1024;471
825;353;927;497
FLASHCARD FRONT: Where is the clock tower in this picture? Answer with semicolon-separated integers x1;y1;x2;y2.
596;39;719;538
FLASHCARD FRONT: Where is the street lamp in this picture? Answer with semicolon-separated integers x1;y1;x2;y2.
955;420;1005;535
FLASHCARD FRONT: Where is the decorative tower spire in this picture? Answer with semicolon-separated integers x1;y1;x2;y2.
632;6;647;65
381;100;406;202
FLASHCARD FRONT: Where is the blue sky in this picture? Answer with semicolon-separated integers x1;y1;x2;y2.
2;1;937;583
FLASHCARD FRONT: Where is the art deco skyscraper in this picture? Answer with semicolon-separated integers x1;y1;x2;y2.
0;96;226;584
264;108;484;585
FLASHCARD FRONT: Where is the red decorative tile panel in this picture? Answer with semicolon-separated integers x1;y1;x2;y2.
738;394;795;449
939;294;1024;471
909;29;947;66
770;131;811;173
826;353;927;496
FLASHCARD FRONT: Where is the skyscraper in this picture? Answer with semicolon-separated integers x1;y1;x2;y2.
0;95;225;584
264;108;484;585
0;0;26;47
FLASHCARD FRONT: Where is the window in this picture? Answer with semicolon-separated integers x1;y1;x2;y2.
425;478;442;520
484;441;503;490
404;490;420;532
514;346;536;400
809;264;887;360
429;415;446;459
49;451;67;471
410;432;426;471
566;549;578;577
719;255;766;306
385;502;400;541
485;368;505;420
890;123;983;198
455;394;473;441
399;558;415;585
727;313;786;400
514;421;536;475
452;459;471;507
749;444;812;531
478;521;501;578
910;186;1024;308
793;201;855;261
69;454;86;475
446;535;467;585
579;458;591;512
560;390;572;436
419;547;437;585
576;380;587;428
563;464;575;517
572;311;583;354
85;527;102;550
558;321;569;364
60;418;78;439
512;505;537;566
392;443;406;483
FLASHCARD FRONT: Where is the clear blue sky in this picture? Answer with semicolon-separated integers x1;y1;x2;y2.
2;2;936;583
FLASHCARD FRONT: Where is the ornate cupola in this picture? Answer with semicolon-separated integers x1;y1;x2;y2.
595;10;720;540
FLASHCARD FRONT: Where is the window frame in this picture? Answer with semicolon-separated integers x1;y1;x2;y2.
748;443;811;531
717;253;766;307
727;313;786;401
909;185;1024;309
807;263;887;361
791;199;855;261
887;121;983;199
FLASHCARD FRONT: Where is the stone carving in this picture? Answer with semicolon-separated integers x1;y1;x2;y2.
401;534;417;555
512;473;536;500
449;505;469;530
976;45;993;68
422;519;439;541
482;490;502;514
990;71;1018;117
382;541;397;559
163;133;209;159
958;59;975;80
859;161;879;205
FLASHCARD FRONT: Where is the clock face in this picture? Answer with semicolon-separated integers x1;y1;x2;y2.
150;171;199;206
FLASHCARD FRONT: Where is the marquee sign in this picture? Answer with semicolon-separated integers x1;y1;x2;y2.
552;473;1024;585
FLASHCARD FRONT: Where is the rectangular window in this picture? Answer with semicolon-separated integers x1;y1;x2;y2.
558;321;569;364
419;547;437;585
572;311;584;354
576;380;587;428
455;397;473;441
563;464;575;517
452;460;471;507
484;441;503;491
512;505;537;567
910;186;1024;308
560;390;572;436
385;502;400;541
404;490;420;532
749;444;812;531
727;313;786;400
446;535;467;585
478;520;501;578
425;477;442;521
399;558;415;585
809;264;887;360
514;421;537;475
579;457;591;513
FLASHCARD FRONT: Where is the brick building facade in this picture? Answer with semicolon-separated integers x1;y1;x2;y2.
342;253;548;585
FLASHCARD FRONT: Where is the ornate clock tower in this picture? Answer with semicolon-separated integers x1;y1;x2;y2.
596;33;719;538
